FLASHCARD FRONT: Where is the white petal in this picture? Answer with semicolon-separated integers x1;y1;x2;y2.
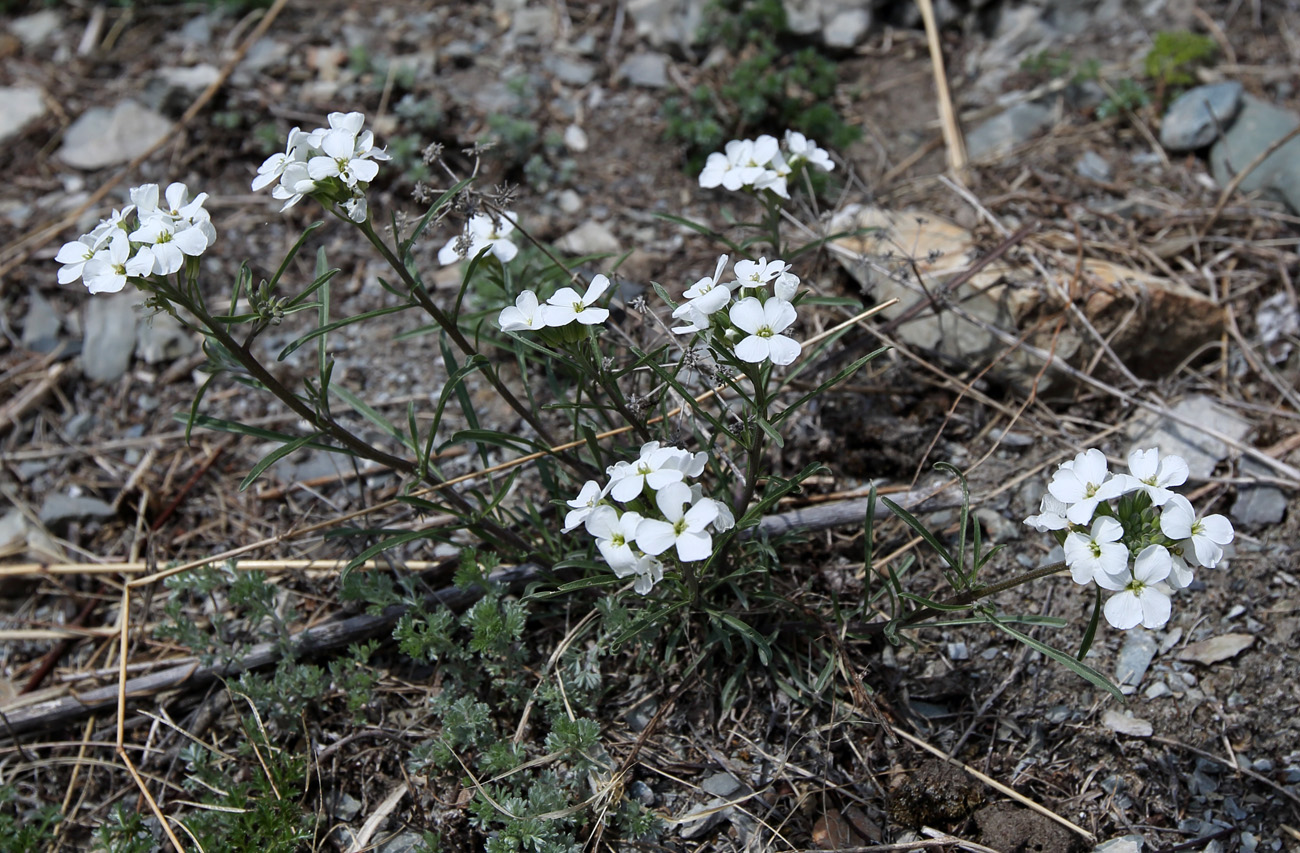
733;335;769;363
1138;588;1172;629
728;297;765;334
1104;592;1143;630
766;334;801;365
635;519;676;556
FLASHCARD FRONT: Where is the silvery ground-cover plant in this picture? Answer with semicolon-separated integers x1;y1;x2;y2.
33;102;1256;851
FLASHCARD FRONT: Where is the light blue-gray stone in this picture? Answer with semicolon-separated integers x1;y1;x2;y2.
966;102;1054;160
1210;95;1300;211
82;292;138;383
1093;835;1144;853
0;87;47;145
1115;629;1157;695
40;494;116;526
1160;82;1243;151
59;100;172;170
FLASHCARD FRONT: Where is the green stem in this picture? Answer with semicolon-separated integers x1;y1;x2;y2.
856;560;1070;636
175;285;536;557
353;217;581;466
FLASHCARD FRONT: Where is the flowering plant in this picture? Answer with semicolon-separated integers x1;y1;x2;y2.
1026;447;1235;630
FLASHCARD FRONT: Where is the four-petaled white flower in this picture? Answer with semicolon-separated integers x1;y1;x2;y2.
784;130;834;172
1160;495;1234;568
1048;448;1125;525
585;506;644;571
55;236;107;285
1124;447;1188;506
80;234;134;295
606;442;687;502
635;482;719;562
621;554;665;595
1023;492;1070;533
562;480;604;533
1097;543;1173;630
1063;516;1128;585
671;254;734;333
438;212;519;265
499;290;550;332
729;296;800;365
545;274;610;326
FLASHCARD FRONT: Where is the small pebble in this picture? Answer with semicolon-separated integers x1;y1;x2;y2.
947;642;969;661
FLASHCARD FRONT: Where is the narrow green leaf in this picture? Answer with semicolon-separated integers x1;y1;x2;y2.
278;304;411;360
239;432;321;491
880;497;956;569
1079;586;1103;661
346;530;443;572
184;372;219;444
708;610;771;666
175;414;342;453
330;384;416;453
771;349;887;427
990;617;1124;701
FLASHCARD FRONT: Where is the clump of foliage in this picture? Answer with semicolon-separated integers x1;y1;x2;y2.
1144;29;1218;92
663;0;860;171
0;785;61;853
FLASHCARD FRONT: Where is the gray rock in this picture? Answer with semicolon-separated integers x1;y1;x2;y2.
1125;395;1252;479
1160;82;1243;152
177;13;215;45
626;0;704;48
40;494;116;526
1075;150;1113;182
232;38;289;85
22;289;61;353
564;124;589;153
82;292;138;383
557;220;621;256
947;642;969;661
1093;835;1144;853
557;189;583;214
0;87;46;144
823;8;872;48
332;792;362;822
700;772;745;798
1210;95;1300;212
59;100;172;170
10;10;61;48
378;831;426;853
0;510;28;552
544;55;596;87
628;780;655;806
1115;629;1157;694
619;52;669;88
136;312;196;365
508;7;556;42
1144;681;1172;699
1231;459;1287;526
966;101;1054;160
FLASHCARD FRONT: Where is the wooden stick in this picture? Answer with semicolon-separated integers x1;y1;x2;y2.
916;0;967;181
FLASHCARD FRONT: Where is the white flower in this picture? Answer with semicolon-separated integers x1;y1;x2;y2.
698;137;779;191
271;161;317;211
308;126;381;187
499;290;551;332
621;553;665;595
1160;495;1234;569
783;130;834;172
729;296;800;365
635;482;719;562
252;126;307;192
1097;544;1173;630
86;206;136;248
437;212;519;265
585;506;644;571
80;234;133;295
708;497;735;532
671;254;734;333
1166;551;1195;590
1063;516;1128;585
1124;447;1188;506
1048;448;1126;525
342;193;368;223
545;274;610;327
606;441;687;502
128;217;209;275
563;480;604;533
55;235;106;285
1024;492;1070;533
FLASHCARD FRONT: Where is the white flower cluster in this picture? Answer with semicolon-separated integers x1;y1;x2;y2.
1025;448;1235;631
438;212;519;266
699;130;834;198
56;182;216;293
251;111;389;223
562;442;735;594
498;274;611;332
672;253;801;366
